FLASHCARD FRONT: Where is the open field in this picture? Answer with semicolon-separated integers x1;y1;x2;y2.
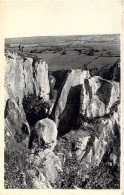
5;34;120;71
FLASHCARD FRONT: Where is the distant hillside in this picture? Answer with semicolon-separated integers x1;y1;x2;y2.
5;34;120;46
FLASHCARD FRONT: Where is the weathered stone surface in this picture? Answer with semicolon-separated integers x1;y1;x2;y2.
111;59;120;82
69;103;120;168
4;98;30;148
4;50;120;189
5;51;50;107
52;69;119;135
4;50;51;146
29;149;62;186
71;131;91;160
29;118;57;151
80;76;120;118
54;102;120;186
98;58;120;82
27;169;52;189
81;106;120;168
41;149;62;185
52;70;90;132
48;73;56;99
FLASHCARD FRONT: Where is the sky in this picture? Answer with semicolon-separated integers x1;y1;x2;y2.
0;1;122;38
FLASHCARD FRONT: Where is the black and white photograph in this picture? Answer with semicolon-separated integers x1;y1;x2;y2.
0;1;123;194
4;33;120;189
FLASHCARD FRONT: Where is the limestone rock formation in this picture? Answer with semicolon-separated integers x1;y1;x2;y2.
4;50;51;135
27;169;52;189
52;69;119;135
51;69;90;134
71;130;91;160
79;76;120;119
99;59;120;82
29;148;62;186
110;59;120;82
5;50;50;107
54;102;120;188
89;59;120;82
80;104;120;168
48;72;56;99
4;49;120;189
28;118;61;186
29;118;57;151
4;98;30;148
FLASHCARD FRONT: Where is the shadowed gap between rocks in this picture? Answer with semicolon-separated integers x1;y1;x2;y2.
22;94;50;126
57;84;82;136
21;70;70;127
50;70;71;121
50;70;70;91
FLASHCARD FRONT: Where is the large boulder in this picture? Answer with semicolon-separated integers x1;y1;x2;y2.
29;118;57;151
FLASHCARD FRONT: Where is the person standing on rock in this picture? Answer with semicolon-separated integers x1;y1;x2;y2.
19;44;21;51
19;44;24;52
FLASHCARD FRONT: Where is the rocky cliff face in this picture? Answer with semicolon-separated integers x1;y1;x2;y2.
5;51;50;107
4;51;60;189
4;98;30;149
4;50;120;189
52;69;120;135
89;59;120;82
54;102;120;188
51;70;90;133
79;77;119;118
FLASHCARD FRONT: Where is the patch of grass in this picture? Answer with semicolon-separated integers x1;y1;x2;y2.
54;127;120;189
4;146;31;188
